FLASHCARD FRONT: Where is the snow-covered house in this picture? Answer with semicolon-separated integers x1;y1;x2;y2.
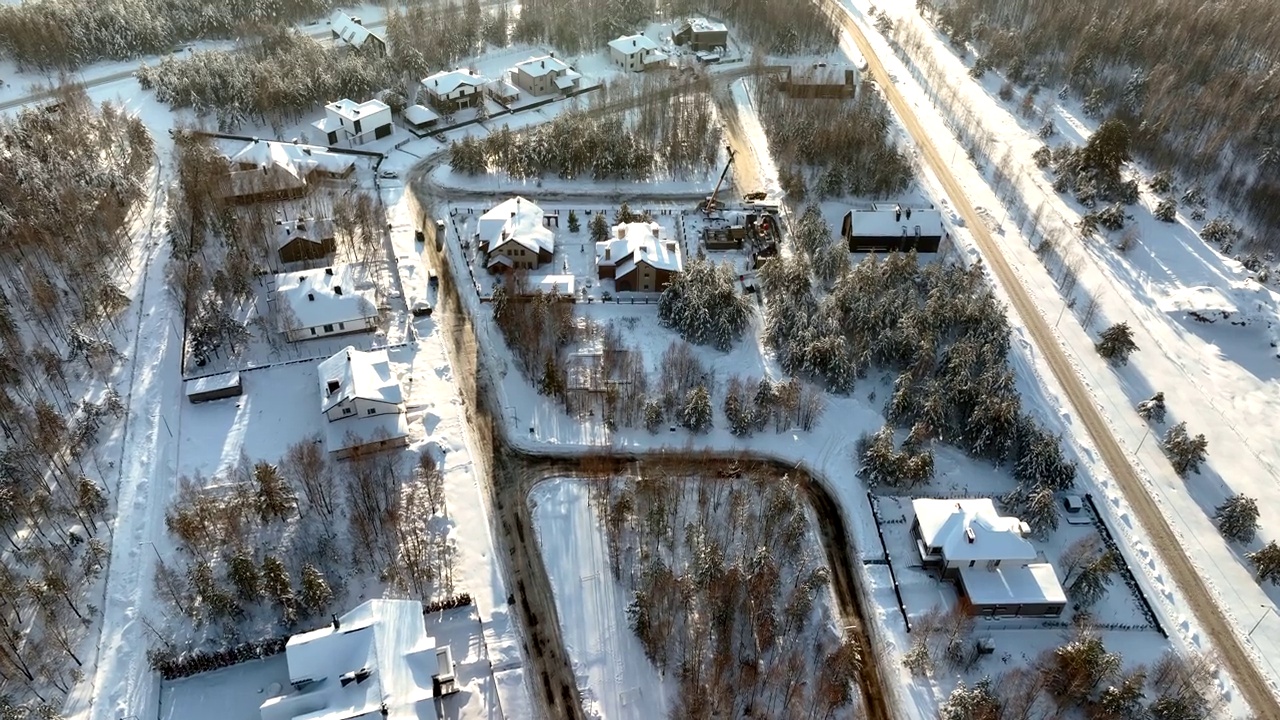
329;10;387;56
259;598;453;720
402;103;440;132
608;34;668;72
841;202;944;253
476;197;555;272
275;217;336;265
911;498;1066;617
510;55;581;96
313;98;393;148
421;69;488;112
275;265;379;342
596;221;683;292
223;139;355;204
316;346;408;459
673;18;729;52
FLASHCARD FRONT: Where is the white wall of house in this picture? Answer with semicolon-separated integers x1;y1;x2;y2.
324;396;401;423
286;316;377;343
323;103;393;147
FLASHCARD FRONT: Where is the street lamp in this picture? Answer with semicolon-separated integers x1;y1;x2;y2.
1135;427;1152;453
1249;605;1273;638
138;541;162;563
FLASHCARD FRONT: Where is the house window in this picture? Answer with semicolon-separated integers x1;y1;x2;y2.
353;118;363;134
367;408;377;415
969;560;976;568
338;322;345;330
323;324;334;333
342;407;353;415
310;328;317;336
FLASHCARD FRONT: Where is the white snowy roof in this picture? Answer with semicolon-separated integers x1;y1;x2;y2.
184;371;240;397
423;69;488;95
228;140;355;179
317;346;403;413
912;498;1037;564
479;197;554;255
275;217;334;249
535;275;576;295
403;104;440;125
609;34;660;54
275;265;377;331
326;98;389;122
514;55;572;77
958;562;1066;607
790;62;855;85
685;17;727;34
596;222;683;275
848;203;944;238
260;599;437;720
554;74;580;90
329;10;384;49
488;79;522;99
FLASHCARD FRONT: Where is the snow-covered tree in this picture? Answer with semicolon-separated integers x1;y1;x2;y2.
1200;216;1237;245
658;258;752;351
1154;199;1177;222
680;386;713;433
567;210;580;233
1136;391;1166;424
1013;418;1077;491
254;461;294;522
227;550;261;602
642;400;663;433
1042;632;1121;705
1162;422;1208;477
1000;482;1058;538
1067;548;1118;608
1247;541;1280;585
299;563;333;616
940;677;1001;720
1096;322;1139;364
1091;668;1147;720
1149;170;1173;195
1214;494;1260;543
589;213;610;243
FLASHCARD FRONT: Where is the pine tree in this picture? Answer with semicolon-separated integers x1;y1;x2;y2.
1136;391;1166;424
642;400;663;433
1043;633;1121;705
1213;494;1259;543
299;563;333;616
1068;549;1117;608
262;555;293;604
1095;322;1139;364
680;386;712;433
589;212;609;243
1001;483;1058;538
1247;541;1280;584
1162;422;1208;477
254;461;294;522
1081;118;1132;185
1092;668;1146;719
614;202;638;225
227;551;261;602
1154;199;1177;222
567;210;579;233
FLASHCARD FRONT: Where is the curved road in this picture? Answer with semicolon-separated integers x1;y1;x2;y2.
827;3;1277;716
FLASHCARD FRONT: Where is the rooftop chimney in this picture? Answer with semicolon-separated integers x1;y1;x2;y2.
325;267;334;275
332;614;340;630
965;527;976;544
894;204;901;223
905;206;913;220
334;286;343;296
307;293;315;302
541;60;545;68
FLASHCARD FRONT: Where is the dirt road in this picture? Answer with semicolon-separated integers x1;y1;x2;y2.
829;5;1278;716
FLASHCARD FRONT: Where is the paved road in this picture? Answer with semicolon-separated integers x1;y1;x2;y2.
828;4;1278;716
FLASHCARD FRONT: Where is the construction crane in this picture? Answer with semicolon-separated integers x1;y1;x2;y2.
698;145;736;214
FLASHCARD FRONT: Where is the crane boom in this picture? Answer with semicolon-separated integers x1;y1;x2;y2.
702;145;736;214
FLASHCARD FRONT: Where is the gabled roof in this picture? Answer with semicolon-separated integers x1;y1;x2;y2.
329;10;385;49
423;69;488;95
326;97;390;122
609;34;660;54
275;217;335;249
514;55;572;77
596;222;683;277
912;498;1038;564
275;265;377;331
848;202;944;238
227;139;355;179
260;599;438;720
683;17;728;34
317;345;403;413
478;197;554;256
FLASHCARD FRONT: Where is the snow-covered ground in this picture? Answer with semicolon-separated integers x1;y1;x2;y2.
839;0;1280;707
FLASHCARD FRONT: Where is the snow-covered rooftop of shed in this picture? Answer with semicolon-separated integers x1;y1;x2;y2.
912;498;1038;563
275;265;377;331
275;217;334;249
324;411;410;454
260;598;436;720
184;371;240;397
958;562;1066;607
403;104;440;125
609;34;660;54
317;346;403;413
536;275;576;295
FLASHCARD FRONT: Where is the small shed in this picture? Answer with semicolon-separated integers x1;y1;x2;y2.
185;371;243;403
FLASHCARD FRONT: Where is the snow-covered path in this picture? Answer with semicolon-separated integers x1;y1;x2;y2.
62;158;181;720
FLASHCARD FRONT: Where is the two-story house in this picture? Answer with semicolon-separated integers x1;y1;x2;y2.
476;197;555;272
595;221;684;292
510;55;581;96
608;34;668;72
317;346;409;459
911;498;1067;617
421;69;489;112
313;98;393;148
